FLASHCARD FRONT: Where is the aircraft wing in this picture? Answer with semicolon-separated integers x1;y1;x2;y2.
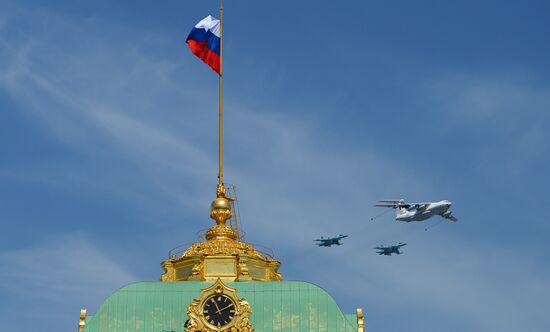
374;202;397;207
374;201;411;208
375;200;432;208
413;203;429;210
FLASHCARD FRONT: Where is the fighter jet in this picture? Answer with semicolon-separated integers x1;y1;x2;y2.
375;243;407;256
314;234;348;247
374;199;458;222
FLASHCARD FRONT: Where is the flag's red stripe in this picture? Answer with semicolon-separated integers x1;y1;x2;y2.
186;40;221;74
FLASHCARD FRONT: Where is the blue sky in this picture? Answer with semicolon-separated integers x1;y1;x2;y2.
1;0;549;331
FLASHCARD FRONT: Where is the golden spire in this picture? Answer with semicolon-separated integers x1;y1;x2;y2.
217;0;225;194
209;0;233;241
159;0;282;283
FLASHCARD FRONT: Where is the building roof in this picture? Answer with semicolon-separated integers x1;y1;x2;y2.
82;280;358;332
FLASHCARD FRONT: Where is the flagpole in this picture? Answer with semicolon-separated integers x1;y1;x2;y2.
217;0;225;197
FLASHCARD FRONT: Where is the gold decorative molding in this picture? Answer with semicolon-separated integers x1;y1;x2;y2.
161;250;282;282
205;224;237;241
188;258;204;281
186;279;254;332
160;260;177;282
160;185;283;282
237;258;252;281
356;308;365;332
78;308;87;332
266;262;283;281
183;238;262;258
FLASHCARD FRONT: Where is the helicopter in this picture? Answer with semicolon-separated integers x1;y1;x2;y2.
374;243;407;256
314;234;348;247
374;199;458;222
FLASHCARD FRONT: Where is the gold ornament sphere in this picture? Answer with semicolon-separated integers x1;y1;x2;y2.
211;197;232;211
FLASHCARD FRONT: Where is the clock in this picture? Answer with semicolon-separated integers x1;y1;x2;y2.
186;278;254;332
202;294;236;328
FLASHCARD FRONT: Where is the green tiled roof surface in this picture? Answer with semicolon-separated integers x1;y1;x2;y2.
82;281;357;332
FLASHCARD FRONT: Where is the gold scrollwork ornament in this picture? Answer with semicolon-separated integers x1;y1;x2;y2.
185;279;254;332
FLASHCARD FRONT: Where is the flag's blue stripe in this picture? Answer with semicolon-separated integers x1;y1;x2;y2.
186;28;220;55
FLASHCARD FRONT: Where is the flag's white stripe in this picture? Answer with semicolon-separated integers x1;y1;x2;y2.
194;15;221;38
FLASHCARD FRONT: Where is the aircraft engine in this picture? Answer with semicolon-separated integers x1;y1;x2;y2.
442;211;452;217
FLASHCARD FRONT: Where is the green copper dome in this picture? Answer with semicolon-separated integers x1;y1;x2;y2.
82;281;358;332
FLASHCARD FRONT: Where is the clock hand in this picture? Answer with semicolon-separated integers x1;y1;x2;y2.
216;303;234;315
211;299;221;313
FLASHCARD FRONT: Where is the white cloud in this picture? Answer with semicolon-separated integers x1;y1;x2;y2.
0;234;137;331
424;73;550;189
0;234;137;301
1;6;549;332
429;73;550;123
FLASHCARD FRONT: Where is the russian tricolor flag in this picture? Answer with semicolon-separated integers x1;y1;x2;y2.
186;15;221;74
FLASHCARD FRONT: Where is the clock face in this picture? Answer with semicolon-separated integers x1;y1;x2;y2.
202;294;236;328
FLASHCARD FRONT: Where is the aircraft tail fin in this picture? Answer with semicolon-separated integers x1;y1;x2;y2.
442;211;458;222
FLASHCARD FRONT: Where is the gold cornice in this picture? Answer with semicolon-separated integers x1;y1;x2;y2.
160;246;282;282
183;238;262;258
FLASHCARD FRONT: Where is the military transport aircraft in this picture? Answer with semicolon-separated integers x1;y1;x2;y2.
314;235;348;247
375;243;407;256
374;199;458;222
